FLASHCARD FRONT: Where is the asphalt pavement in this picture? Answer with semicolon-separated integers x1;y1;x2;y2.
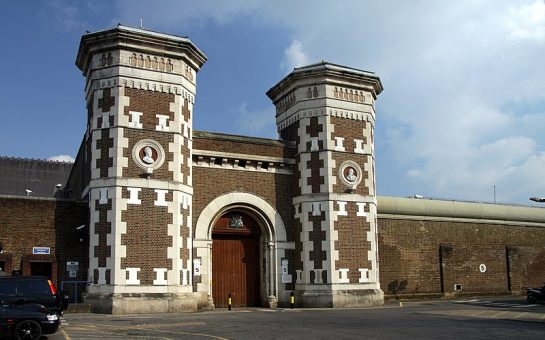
43;297;545;339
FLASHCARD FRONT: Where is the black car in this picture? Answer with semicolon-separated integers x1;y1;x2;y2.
0;277;68;315
0;301;60;339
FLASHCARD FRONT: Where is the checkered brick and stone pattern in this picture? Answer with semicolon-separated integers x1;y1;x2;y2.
76;25;206;313
267;62;384;307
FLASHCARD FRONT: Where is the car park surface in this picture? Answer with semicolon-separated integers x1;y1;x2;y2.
45;297;545;340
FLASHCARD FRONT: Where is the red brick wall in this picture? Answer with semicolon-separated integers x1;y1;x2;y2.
124;88;175;130
330;117;367;152
192;168;295;242
0;197;88;285
335;203;372;282
378;218;545;297
507;246;545;293
194;137;293;159
120;188;173;285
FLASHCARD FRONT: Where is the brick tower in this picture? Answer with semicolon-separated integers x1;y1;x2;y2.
267;62;384;307
75;25;206;313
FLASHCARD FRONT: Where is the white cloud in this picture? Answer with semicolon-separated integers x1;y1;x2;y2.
506;0;545;41
112;0;545;203
116;0;265;28
281;39;309;72
45;0;88;32
48;154;75;163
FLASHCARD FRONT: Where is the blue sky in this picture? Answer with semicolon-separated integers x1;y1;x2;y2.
1;0;545;205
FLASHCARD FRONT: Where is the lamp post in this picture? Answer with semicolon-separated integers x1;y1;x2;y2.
529;197;545;203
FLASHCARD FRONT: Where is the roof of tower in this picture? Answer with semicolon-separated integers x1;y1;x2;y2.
292;61;376;76
76;24;207;75
266;61;383;101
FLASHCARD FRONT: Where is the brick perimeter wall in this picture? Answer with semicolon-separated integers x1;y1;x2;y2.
0;197;88;284
378;218;545;297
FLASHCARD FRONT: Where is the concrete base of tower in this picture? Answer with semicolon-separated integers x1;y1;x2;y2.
84;292;212;314
298;289;384;308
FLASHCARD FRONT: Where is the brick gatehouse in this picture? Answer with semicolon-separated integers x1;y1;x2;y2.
1;25;544;314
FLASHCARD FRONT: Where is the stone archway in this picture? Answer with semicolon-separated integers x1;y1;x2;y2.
194;192;290;308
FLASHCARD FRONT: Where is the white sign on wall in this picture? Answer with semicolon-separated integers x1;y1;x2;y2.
281;259;289;274
281;274;292;283
479;263;487;273
67;261;79;278
281;259;291;283
193;259;201;276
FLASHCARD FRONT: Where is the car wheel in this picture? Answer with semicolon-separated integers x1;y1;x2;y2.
14;319;42;340
527;294;538;304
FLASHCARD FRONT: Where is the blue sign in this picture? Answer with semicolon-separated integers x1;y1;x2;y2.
32;247;50;255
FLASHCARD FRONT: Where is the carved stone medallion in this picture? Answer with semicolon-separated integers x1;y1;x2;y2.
338;160;363;190
132;139;165;170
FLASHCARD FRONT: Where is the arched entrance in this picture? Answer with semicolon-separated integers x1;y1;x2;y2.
212;211;261;307
194;192;292;309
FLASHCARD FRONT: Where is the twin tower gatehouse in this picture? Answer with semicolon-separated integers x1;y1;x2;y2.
74;25;383;313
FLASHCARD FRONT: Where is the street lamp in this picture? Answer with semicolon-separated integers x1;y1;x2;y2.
529;197;545;203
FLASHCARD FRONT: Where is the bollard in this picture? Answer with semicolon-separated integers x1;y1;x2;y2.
290;292;295;309
228;293;232;311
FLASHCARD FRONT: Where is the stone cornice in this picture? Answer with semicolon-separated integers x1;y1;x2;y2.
192;150;293;174
76;24;207;76
267;61;383;102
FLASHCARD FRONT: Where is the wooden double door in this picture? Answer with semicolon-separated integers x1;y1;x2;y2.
212;212;261;307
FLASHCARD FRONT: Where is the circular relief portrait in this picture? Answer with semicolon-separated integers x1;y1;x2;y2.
132;139;165;170
140;146;158;164
338;160;363;189
344;166;358;182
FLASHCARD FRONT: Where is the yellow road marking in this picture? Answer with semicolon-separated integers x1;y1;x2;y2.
61;328;72;340
514;312;527;319
490;311;509;319
470;310;487;317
